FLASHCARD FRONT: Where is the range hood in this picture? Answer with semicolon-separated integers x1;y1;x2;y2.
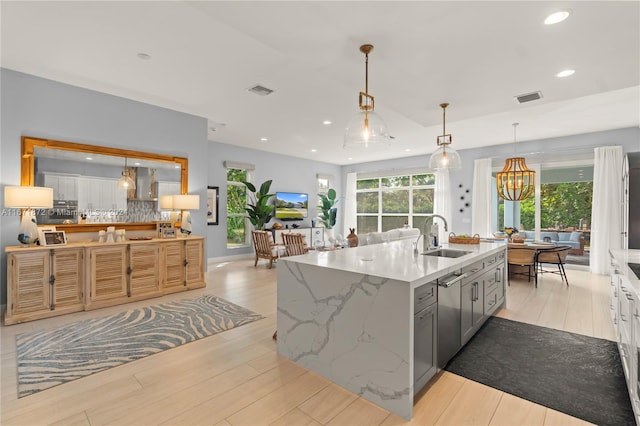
127;167;158;201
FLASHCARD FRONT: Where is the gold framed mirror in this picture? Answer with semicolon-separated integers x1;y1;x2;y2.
21;136;188;233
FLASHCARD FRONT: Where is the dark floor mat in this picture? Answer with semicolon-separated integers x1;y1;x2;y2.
445;317;635;426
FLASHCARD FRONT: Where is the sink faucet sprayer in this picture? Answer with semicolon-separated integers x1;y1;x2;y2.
415;214;448;254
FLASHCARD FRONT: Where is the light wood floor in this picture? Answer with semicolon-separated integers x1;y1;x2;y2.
1;259;613;425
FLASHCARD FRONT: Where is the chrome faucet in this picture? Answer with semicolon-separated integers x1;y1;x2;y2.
421;214;448;252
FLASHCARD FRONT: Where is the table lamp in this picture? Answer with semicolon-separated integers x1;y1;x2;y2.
172;194;200;236
4;186;54;245
159;195;180;224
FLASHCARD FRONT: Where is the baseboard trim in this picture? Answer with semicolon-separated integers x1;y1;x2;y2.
207;253;253;267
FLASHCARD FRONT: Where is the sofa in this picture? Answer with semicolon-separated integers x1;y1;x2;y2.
358;227;421;246
522;230;585;255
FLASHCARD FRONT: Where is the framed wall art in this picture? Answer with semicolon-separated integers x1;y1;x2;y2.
207;186;219;226
42;230;67;246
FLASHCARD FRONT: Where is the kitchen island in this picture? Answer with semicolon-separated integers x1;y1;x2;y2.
276;239;507;419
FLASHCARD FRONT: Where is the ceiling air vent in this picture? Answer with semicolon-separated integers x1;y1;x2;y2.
515;91;543;104
247;84;274;96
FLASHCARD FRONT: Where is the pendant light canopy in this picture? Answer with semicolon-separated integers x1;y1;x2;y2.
496;123;535;201
117;158;136;190
428;103;462;170
344;44;391;150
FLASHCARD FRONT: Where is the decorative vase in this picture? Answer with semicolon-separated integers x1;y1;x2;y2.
18;209;38;245
324;228;335;246
347;228;359;247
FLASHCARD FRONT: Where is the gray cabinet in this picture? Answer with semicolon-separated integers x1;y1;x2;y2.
461;273;484;345
414;302;437;393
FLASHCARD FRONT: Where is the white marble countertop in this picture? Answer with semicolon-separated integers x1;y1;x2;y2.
282;239;507;287
610;249;640;292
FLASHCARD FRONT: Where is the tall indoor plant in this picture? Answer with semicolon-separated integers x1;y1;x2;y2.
319;188;338;243
243;179;275;231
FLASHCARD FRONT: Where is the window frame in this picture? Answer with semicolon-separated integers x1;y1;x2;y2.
226;167;252;249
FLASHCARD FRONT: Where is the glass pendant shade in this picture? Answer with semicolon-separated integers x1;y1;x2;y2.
343;110;391;150
428;145;462;170
117;172;136;190
496;157;536;201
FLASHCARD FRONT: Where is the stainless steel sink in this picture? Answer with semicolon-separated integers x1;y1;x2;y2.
422;249;471;258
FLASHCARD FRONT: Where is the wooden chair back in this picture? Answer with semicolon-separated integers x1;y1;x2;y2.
251;230;277;268
282;233;307;257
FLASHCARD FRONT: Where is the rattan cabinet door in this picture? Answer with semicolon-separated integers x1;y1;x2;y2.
129;243;161;297
52;247;84;311
6;251;51;324
162;241;185;293
87;245;128;308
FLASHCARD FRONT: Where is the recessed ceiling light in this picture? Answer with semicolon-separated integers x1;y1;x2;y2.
323;120;332;125
348;157;353;161
134;162;141;166
556;69;575;78
405;149;411;152
311;149;317;153
174;165;180;169
260;137;268;142
85;157;92;160
544;11;569;25
137;52;151;60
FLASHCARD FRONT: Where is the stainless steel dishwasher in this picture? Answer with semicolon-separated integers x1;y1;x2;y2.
437;271;467;369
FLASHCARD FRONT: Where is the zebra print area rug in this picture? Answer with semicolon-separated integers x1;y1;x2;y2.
16;295;264;398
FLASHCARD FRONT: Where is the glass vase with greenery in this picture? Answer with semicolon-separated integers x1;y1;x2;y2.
242;180;275;231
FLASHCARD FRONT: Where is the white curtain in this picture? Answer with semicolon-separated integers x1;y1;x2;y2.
590;146;623;275
343;172;357;237
434;169;451;243
472;158;493;238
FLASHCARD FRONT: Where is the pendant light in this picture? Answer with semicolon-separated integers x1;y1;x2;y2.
117;158;136;190
496;123;535;201
428;103;462;170
343;44;391;150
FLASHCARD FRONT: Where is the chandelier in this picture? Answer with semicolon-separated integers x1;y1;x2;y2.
343;44;391;150
496;123;535;201
428;102;462;170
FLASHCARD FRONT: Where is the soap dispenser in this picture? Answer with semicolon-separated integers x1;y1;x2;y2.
431;223;439;248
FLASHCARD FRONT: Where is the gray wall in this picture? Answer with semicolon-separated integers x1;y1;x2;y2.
206;141;342;259
1;69;208;305
343;127;640;235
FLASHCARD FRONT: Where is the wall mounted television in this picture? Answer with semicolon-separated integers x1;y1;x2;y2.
275;192;308;220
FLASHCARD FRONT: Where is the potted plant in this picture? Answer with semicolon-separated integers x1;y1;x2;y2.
243;180;275;231
318;188;338;243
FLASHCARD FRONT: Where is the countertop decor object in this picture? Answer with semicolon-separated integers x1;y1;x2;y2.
347;228;358;247
448;233;480;244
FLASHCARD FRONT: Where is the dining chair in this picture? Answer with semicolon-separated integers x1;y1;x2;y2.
251;230;279;269
507;247;538;287
281;233;309;257
536;245;571;285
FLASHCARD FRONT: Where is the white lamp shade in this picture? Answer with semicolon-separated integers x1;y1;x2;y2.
344;110;391;150
159;195;175;210
428;146;462;170
172;194;200;210
4;186;54;208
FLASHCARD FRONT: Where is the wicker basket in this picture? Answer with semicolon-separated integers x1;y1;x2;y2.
448;232;480;245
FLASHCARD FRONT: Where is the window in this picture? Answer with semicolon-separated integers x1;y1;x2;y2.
317;173;334;221
356;172;435;233
227;167;250;248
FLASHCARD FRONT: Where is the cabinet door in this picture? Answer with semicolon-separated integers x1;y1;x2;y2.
58;176;77;201
414;302;438;393
185;239;205;288
461;278;484;345
129;243;161;297
88;246;128;303
6;251;51;322
162;241;185;293
52;248;83;310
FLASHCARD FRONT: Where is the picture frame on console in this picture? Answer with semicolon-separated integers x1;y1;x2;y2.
42;231;67;246
207;186;219;226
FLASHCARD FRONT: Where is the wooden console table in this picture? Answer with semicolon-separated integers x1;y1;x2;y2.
5;237;205;325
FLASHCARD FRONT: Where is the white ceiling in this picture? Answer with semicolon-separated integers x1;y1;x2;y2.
2;1;639;165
